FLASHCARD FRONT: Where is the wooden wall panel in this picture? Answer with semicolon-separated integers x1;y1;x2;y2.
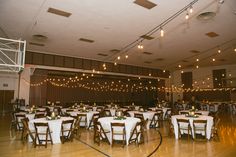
43;54;54;66
25;51;33;64
82;59;91;70
183;90;230;101
64;57;74;68
32;53;43;65
74;58;83;69
54;55;64;67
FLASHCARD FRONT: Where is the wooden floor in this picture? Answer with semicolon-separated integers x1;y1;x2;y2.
0;113;236;157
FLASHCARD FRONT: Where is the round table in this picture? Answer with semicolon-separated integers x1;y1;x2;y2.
29;116;74;144
171;115;213;140
68;111;99;127
128;111;156;129
179;110;209;116
98;117;140;145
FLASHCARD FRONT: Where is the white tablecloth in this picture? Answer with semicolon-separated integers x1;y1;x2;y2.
128;111;156;129
98;117;140;145
179;110;209;116
29;117;74;144
68;111;99;127
171;115;213;140
148;107;171;119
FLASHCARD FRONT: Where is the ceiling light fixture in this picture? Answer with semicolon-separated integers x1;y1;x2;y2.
160;27;164;37
108;0;199;63
189;6;193;13
138;44;144;49
185;11;189;20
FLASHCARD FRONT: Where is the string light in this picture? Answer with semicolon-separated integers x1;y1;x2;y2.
189;6;193;13
212;58;216;62
138;44;144;49
125;55;128;59
196;65;199;69
114;62;117;66
234;48;236;52
185;10;189;20
196;58;199;62
117;56;121;60
160;27;164;37
178;64;182;68
217;49;221;53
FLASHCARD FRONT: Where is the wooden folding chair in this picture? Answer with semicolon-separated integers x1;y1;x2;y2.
176;118;192;140
60;119;74;143
111;122;126;147
34;122;53;148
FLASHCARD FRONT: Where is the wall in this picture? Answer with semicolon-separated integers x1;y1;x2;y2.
170;64;236;102
0;72;18;99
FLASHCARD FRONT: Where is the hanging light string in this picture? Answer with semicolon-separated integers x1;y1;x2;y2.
167;38;236;71
104;0;199;62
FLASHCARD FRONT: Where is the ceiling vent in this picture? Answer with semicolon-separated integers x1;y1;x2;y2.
133;0;157;9
205;32;219;38
79;38;94;43
97;53;108;57
197;12;216;21
29;42;45;47
32;34;48;41
47;7;71;17
110;49;120;53
155;58;164;61
182;60;189;63
140;35;154;40
143;51;153;55
190;50;200;54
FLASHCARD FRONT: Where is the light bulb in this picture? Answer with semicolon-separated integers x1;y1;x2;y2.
114;62;117;66
178;65;181;68
212;58;215;62
185;13;189;20
103;63;106;67
218;49;221;53
138;44;143;49
117;56;120;60
125;55;128;59
234;48;236;52
160;28;164;37
196;65;199;69
196;58;199;62
189;6;193;13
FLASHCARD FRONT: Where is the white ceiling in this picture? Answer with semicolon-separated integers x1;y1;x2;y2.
0;0;236;71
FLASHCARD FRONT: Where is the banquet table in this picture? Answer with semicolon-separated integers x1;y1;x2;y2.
171;115;213;140
179;110;209;116
61;108;79;114
29;116;74;144
68;111;99;127
148;107;171;119
16;112;35;120
128;111;156;129
98;117;140;145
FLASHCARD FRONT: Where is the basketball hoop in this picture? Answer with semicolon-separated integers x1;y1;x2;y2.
0;37;26;73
